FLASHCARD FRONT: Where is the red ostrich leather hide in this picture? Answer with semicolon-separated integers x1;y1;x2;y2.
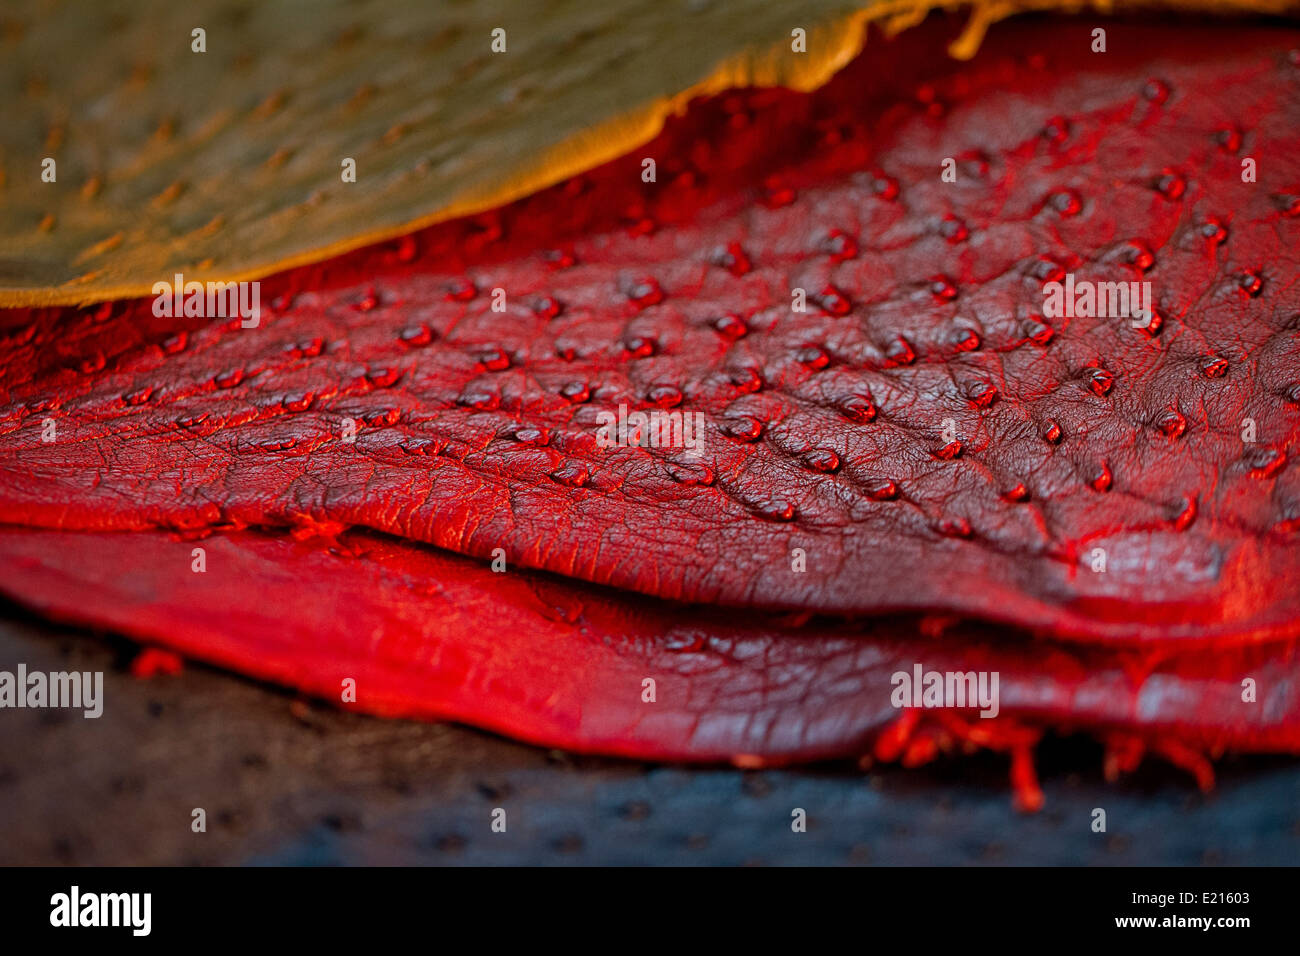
0;18;1298;785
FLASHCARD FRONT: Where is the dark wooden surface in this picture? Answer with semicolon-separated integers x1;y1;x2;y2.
1;605;1298;866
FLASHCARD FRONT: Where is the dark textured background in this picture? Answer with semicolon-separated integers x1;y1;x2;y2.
1;606;1298;866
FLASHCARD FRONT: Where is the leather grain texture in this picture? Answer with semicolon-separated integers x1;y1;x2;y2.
4;1;1295;306
3;18;1299;641
0;0;916;305
1;526;1296;766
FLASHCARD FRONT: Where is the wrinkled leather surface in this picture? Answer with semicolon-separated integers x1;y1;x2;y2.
0;526;1296;763
1;19;1299;646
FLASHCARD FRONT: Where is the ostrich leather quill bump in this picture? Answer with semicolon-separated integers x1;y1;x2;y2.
2;20;1298;642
